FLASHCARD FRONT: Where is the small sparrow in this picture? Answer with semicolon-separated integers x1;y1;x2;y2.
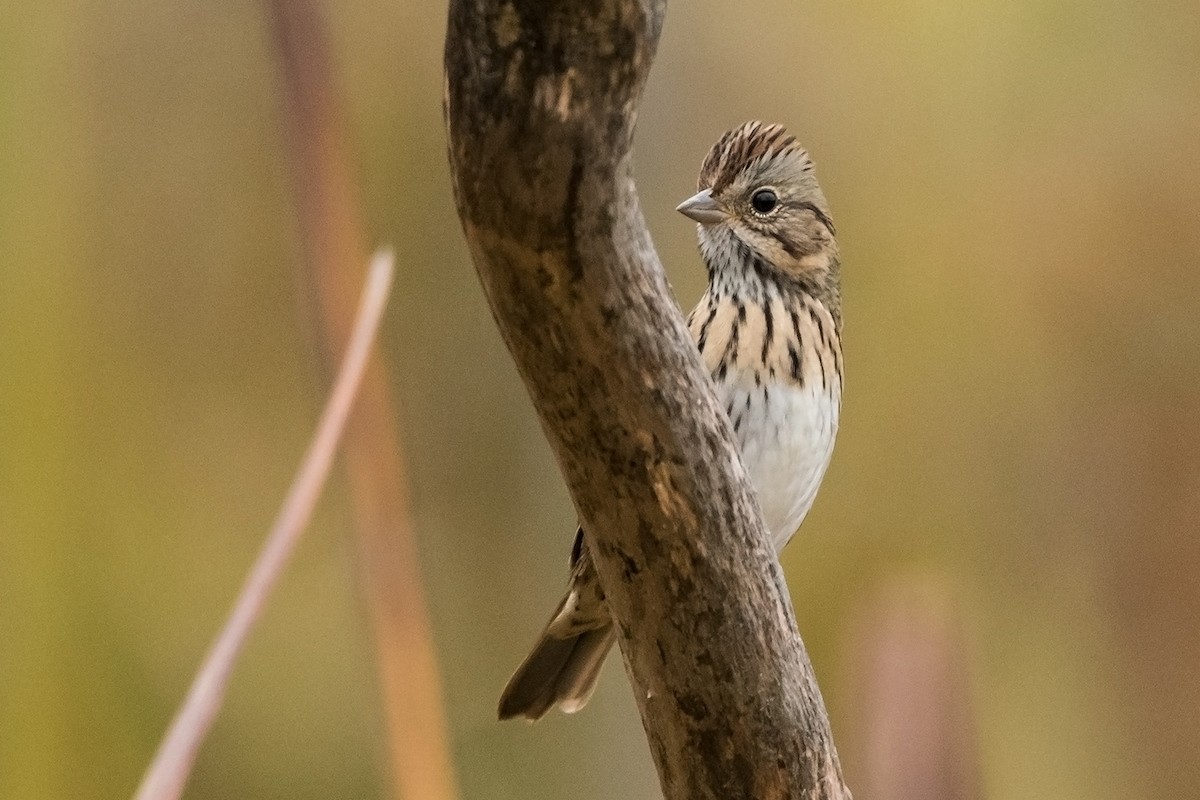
498;121;843;721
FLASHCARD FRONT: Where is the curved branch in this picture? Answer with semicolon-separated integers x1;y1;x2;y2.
444;2;850;799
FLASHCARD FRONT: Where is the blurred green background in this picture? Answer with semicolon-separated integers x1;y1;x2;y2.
2;1;1198;798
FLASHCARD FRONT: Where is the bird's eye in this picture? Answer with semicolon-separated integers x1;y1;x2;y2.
751;188;778;214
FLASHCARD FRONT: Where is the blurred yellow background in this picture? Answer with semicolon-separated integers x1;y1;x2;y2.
2;2;1198;798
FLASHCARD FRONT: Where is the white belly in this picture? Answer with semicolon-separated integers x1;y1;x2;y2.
722;379;840;550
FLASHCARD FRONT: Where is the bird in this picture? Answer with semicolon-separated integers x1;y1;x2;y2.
498;121;843;721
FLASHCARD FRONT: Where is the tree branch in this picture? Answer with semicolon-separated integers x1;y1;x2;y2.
444;2;850;798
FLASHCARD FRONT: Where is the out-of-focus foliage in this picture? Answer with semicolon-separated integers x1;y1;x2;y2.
1;2;1197;798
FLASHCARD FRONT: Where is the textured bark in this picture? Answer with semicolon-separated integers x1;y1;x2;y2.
444;2;849;799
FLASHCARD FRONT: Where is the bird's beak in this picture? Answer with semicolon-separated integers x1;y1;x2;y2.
676;188;726;225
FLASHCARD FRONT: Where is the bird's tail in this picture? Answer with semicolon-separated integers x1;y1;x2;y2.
497;611;615;721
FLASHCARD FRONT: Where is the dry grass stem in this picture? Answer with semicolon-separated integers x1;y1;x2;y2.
266;3;460;796
133;250;395;800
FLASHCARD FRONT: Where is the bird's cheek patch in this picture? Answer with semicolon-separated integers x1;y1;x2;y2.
787;250;835;276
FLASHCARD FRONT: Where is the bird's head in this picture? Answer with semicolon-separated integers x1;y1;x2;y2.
677;121;838;284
